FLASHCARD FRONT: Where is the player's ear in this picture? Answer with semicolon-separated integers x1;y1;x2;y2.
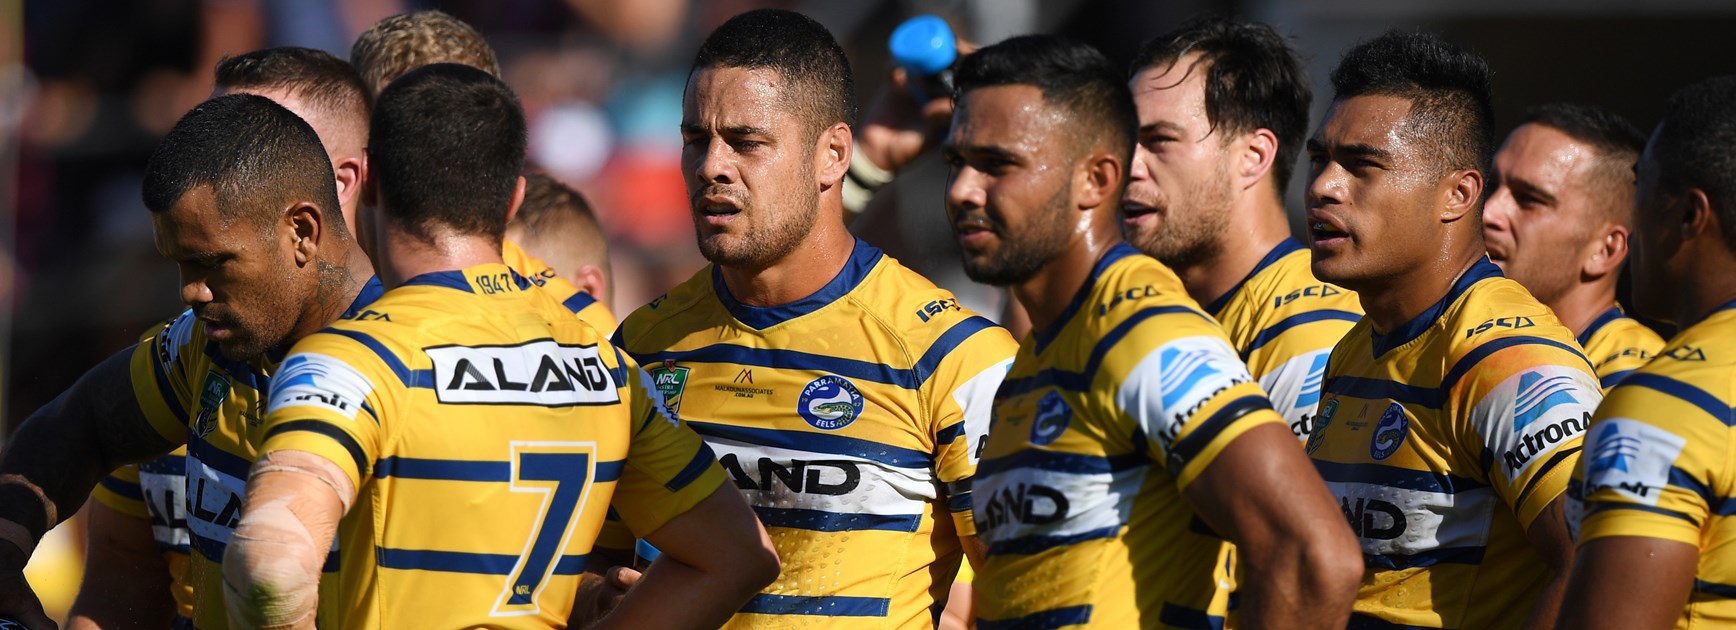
816;122;852;190
1583;222;1628;279
1075;148;1122;212
333;156;364;214
1683;187;1716;243
505;176;527;225
360;149;378;208
286;201;323;266
572;264;610;306
1442;169;1483;223
1237;128;1279;191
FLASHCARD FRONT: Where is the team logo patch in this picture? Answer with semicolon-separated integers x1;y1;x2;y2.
649;361;691;413
1306;398;1339;455
191;371;230;438
1369;402;1408;461
1514;371;1578;432
1030;391;1072;446
798;375;863;431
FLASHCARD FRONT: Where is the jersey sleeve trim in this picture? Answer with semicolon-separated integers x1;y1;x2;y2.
946;478;972;513
664;442;718;492
1165;394;1272;476
1599;370;1636;390
1441;335;1593;393
1513;445;1582;508
912;316;1001;388
1244;309;1363;358
1622;373;1736;426
1588;500;1701;527
263;420;372;479
323;328;415;386
97;475;144;502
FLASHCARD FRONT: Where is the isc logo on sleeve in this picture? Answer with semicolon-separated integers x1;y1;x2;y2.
427;341;622;407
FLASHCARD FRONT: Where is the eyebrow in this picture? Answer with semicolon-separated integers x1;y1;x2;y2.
680;123;773;137
1306;139;1395;163
944;143;1023;163
1138;121;1186;136
1504;174;1559;206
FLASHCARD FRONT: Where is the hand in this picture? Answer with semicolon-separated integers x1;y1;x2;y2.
571;565;643;625
857;40;978;173
0;569;55;630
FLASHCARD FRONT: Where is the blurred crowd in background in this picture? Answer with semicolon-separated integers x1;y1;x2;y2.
6;0;1736;439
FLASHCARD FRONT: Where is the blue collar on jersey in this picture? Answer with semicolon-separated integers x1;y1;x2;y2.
401;266;533;293
1203;237;1306;316
1032;242;1142;354
1576;305;1626;348
1686;295;1736;330
712;237;884;330
1369;256;1504;357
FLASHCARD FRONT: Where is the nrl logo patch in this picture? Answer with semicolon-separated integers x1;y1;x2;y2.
649;360;691;413
1305;398;1339;455
191;371;231;438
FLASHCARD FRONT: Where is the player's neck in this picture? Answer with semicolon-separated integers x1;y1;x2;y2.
1549;280;1619;339
1677;252;1736;328
1016;225;1122;333
1174;197;1292;307
1359;240;1485;336
717;217;856;308
375;220;504;289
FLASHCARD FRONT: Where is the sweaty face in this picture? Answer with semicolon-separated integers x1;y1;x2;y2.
1628;139;1684;322
152;186;309;361
1304;95;1448;289
1123;57;1234;268
943;84;1077;287
1483;123;1609;306
681;66;820;269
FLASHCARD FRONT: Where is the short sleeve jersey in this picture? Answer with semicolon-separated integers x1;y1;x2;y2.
504;238;617;336
973;244;1286;630
612;240;1017;629
1570;299;1736;629
1306;259;1602;629
259;263;723;627
1575;304;1666;391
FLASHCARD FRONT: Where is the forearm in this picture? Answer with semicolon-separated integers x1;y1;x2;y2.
67;501;176;629
222;452;352;630
1238;542;1361;629
589;554;763;630
1523;570;1569;630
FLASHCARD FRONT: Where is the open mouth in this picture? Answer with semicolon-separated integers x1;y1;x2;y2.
1121;201;1158;225
1308;215;1350;245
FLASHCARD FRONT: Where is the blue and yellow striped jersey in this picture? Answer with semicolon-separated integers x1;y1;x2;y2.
259;263;723;628
1203;238;1362;440
1307;259;1602;629
504;238;617;336
1569;299;1736;628
125;277;384;630
613;239;1017;629
1576;304;1665;392
90;447;194;622
974;244;1286;630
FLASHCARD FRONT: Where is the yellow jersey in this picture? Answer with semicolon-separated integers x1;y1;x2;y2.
1576;304;1665;392
613;239;1017;629
504;238;617;336
1204;238;1362;440
1570;298;1736;628
259;263;723;627
90;447;195;623
1306;259;1602;629
126;277;384;630
974;244;1285;629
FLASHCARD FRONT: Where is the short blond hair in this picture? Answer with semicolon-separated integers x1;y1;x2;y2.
350;10;501;96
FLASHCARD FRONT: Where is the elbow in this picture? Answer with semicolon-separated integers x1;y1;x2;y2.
221;538;320;629
1308;523;1367;602
740;537;781;593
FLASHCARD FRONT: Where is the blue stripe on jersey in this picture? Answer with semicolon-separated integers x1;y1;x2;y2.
1158;601;1227;630
977;449;1145;477
935;421;968;445
739;593;891;617
947;489;972;513
687;420;934;469
139;455;186;475
403;269;534;292
337;276;386;320
373;457;626;484
979;605;1094;630
1323;376;1441;408
187;434;254;480
1439;335;1592;393
716;239;884;330
201;341;271;392
266;420;369;478
376;548;588;575
1347;612;1439;629
1364;545;1484;570
324;328;413;385
146;339;191;421
98;476;143;501
753;506;923;533
1577;306;1625;347
1668;466;1718;509
1205;237;1306;316
1588;501;1701;526
1372;258;1503;356
1244;309;1363;357
1033;243;1140;353
913;316;1001;387
1695;579;1736;599
1622;373;1736;425
986;525;1120;556
998;305;1213;399
1312;460;1489;495
1599;370;1636;390
1167;395;1271;474
563;291;597;314
665;443;717;492
636;345;921;390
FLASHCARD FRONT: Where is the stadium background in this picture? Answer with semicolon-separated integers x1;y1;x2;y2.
2;0;1735;622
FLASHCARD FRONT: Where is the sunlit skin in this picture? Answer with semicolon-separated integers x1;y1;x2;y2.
1628;136;1736;326
1124;53;1291;305
1304;94;1484;331
680;65;854;306
1484;123;1623;334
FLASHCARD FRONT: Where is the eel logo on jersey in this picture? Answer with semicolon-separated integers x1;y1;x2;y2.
191;371;230;438
798;375;863;431
1514;371;1578;432
1369;402;1408;461
650;362;691;413
1158;346;1221;409
1030;391;1072;446
1306;398;1339;455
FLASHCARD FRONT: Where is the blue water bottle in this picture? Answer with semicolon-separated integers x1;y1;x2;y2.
890;15;959;103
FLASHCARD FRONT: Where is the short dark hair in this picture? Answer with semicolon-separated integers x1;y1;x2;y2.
1521;102;1645;165
214;46;371;121
143;94;337;229
1130;16;1312;190
690;9;857;137
370;63;525;242
1329;30;1495;176
1650;75;1736;251
955;35;1137;177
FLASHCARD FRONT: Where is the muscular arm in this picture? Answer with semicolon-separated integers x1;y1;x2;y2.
1556;536;1696;630
222;451;354;630
1521;498;1578;630
66;500;175;630
591;485;778;629
1184;422;1363;629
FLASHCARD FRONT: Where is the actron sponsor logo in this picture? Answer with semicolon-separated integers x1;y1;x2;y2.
1503;412;1589;474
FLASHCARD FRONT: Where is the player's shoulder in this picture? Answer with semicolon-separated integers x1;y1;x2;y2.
1089;245;1218;336
137;309;207;365
1442;272;1580;360
617;265;717;351
849;251;1013;349
1254;245;1362;317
